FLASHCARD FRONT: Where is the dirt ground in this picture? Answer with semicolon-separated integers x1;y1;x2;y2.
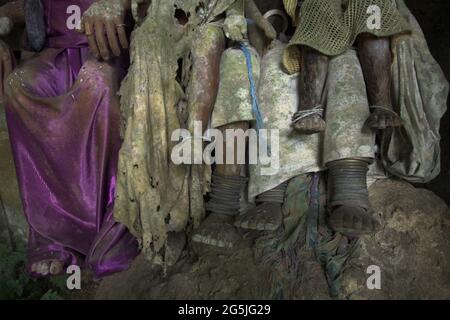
91;179;450;300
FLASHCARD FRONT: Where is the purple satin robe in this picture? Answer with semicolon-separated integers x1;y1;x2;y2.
4;0;139;278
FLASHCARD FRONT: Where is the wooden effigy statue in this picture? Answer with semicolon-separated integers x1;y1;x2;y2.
192;0;448;251
0;0;139;278
0;0;446;287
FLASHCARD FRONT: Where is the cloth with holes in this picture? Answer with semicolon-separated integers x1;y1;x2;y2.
282;0;411;74
115;0;240;266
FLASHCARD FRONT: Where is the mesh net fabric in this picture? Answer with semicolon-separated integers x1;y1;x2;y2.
283;0;411;74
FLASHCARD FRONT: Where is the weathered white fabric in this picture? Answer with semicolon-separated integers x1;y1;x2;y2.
211;47;259;128
249;42;323;198
249;44;379;198
382;0;449;183
323;48;376;164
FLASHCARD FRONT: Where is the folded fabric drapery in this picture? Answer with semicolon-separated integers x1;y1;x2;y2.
4;0;139;278
382;0;449;183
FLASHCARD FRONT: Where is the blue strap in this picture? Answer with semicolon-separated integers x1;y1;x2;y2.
239;44;272;155
239;44;265;131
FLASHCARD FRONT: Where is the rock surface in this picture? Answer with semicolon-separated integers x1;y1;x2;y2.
95;179;450;300
339;179;450;299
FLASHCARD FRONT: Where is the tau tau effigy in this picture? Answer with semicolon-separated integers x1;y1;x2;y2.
193;0;447;247
0;0;139;278
0;0;448;298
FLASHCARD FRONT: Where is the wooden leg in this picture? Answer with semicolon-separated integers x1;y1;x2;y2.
216;121;249;177
187;26;225;134
358;33;402;129
191;121;249;248
292;46;328;134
